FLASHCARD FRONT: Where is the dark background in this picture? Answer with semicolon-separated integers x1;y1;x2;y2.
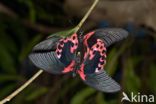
0;0;156;104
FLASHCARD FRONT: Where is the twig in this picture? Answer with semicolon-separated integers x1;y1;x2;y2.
0;3;17;18
0;0;99;103
0;70;43;104
75;0;99;32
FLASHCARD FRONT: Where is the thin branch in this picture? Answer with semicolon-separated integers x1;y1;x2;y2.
75;0;99;32
0;0;100;103
0;70;43;104
0;3;17;17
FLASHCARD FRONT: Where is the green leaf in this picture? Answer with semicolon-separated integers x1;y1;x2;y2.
124;57;141;93
105;48;118;75
106;100;118;104
0;74;22;83
27;0;36;23
70;87;96;104
148;63;156;93
60;79;79;98
48;27;77;38
25;87;48;101
0;34;17;54
0;44;16;74
0;83;17;99
96;93;106;104
106;39;132;76
18;0;36;22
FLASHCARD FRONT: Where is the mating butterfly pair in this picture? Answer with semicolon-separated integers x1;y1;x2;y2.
29;28;128;93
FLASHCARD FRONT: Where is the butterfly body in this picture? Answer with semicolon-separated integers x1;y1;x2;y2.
29;28;128;93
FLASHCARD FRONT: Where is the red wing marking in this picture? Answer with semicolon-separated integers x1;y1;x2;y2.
62;60;75;73
70;34;78;53
83;31;95;47
83;31;95;59
77;64;86;80
83;37;107;74
89;39;106;61
55;33;78;59
55;39;65;58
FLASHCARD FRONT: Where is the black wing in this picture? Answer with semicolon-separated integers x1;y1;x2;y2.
29;33;79;74
85;28;128;47
29;36;65;74
85;70;121;93
78;29;127;92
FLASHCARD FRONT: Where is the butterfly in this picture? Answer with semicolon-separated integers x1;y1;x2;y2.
29;28;128;93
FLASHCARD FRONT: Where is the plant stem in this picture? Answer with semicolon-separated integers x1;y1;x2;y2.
0;0;99;103
75;0;99;33
0;70;43;104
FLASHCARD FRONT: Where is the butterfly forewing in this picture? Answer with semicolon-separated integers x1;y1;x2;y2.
55;33;78;73
85;28;128;47
83;39;106;74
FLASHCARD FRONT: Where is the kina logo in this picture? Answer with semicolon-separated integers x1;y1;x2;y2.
121;92;155;103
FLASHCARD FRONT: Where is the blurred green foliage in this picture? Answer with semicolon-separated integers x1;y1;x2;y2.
0;0;156;104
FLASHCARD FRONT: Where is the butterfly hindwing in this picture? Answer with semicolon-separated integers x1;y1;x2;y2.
29;36;66;74
85;69;121;93
83;39;106;74
29;34;79;74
